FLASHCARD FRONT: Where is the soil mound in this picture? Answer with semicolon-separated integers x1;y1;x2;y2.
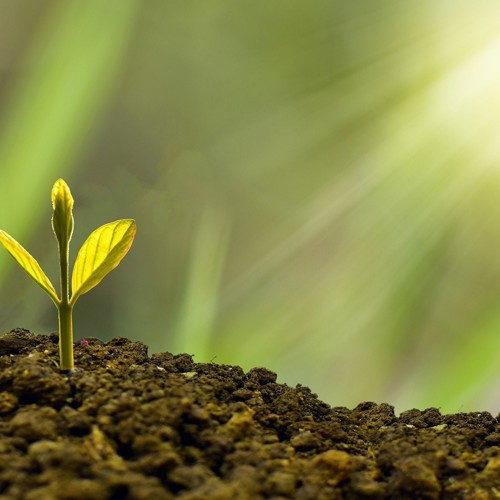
0;329;499;499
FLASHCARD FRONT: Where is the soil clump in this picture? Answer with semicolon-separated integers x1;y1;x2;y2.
0;329;499;499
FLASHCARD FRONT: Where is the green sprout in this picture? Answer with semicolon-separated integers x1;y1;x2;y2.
0;179;136;371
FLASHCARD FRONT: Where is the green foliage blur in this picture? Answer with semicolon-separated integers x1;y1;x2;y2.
1;1;500;414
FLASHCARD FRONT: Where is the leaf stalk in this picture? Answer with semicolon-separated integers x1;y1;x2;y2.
57;211;73;370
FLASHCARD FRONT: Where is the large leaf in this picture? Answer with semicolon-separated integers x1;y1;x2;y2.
0;230;59;304
71;219;136;304
51;179;74;248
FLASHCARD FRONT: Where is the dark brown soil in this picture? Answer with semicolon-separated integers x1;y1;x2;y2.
0;329;499;499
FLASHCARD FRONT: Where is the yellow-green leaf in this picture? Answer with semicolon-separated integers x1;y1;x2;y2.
0;230;59;304
51;179;74;247
71;219;136;304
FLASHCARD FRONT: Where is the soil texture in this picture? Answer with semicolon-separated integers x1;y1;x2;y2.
0;329;499;499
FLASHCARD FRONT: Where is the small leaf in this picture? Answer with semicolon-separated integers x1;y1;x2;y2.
71;219;136;304
51;179;74;247
0;230;59;304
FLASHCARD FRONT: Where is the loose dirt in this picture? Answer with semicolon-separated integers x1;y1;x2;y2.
0;329;499;499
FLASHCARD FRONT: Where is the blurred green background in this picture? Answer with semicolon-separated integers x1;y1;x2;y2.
1;1;500;415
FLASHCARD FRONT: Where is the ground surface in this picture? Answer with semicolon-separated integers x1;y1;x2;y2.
0;329;499;499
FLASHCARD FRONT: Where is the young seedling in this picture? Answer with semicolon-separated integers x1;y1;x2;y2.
0;179;136;370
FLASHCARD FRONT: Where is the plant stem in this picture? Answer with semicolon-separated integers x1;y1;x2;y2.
58;231;73;370
58;301;74;370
